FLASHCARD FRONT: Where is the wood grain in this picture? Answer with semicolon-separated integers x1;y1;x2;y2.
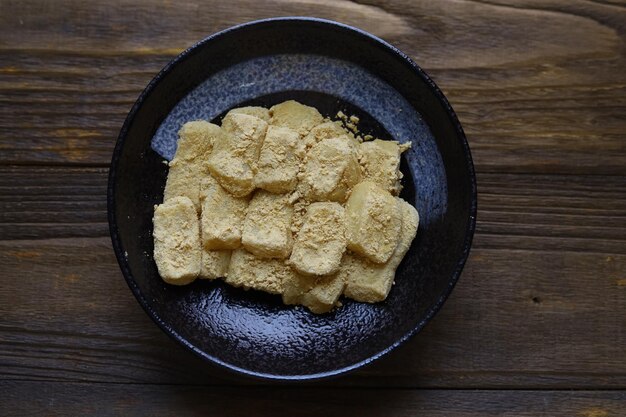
0;166;108;239
1;234;624;387
3;382;626;417
1;0;625;173
0;166;623;388
2;0;626;413
2;167;624;252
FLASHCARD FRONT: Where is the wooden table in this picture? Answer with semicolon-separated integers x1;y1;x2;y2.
2;1;625;415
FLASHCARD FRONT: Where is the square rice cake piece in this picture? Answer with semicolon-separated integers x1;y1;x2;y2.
302;120;349;148
360;139;406;195
226;248;292;294
199;248;231;280
342;198;419;302
226;106;270;122
300;136;362;203
242;191;293;259
255;125;304;193
164;121;223;210
153;196;201;285
269;100;324;136
289;202;347;276
282;272;345;314
200;175;248;250
207;113;268;197
345;181;402;264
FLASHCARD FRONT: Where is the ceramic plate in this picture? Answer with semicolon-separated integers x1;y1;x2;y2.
108;17;477;380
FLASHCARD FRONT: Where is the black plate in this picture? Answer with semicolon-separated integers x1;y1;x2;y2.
108;17;477;380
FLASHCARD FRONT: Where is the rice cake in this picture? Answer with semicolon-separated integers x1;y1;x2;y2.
282;272;345;314
345;181;402;263
289;202;346;276
200;175;248;250
152;196;201;285
207;113;268;197
242;191;293;259
226;248;291;294
255;125;304;193
164;121;223;210
269;100;323;136
342;199;419;302
300;136;361;203
360;139;404;195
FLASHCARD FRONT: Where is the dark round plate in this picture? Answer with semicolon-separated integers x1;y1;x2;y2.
108;17;477;380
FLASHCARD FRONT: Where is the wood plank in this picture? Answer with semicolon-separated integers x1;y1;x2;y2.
0;0;620;66
0;0;624;173
0;166;108;239
0;0;414;55
3;0;626;412
2;166;624;254
2;382;626;417
475;172;626;253
1;235;624;387
0;166;623;387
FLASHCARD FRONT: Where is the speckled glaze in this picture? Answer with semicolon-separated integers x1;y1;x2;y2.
152;54;439;165
108;17;477;380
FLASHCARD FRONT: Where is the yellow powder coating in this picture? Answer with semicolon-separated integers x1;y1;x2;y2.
226;106;270;122
255;125;304;193
342;199;419;302
302;120;350;148
360;139;407;195
290;197;311;239
199;248;231;280
164;121;223;210
226;249;292;294
300;136;362;203
290;202;347;276
242;190;293;259
152;196;201;285
154;100;419;314
207;113;268;197
345;181;403;264
336;110;360;134
283;272;345;314
269;100;324;136
200;175;248;250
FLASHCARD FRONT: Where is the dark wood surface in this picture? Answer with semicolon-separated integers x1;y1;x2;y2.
1;0;625;415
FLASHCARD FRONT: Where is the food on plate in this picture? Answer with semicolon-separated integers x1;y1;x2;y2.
289;202;346;276
206;113;268;197
303;120;349;147
269;100;323;136
153;196;201;285
163;121;222;210
242;190;294;259
360;139;408;195
254;125;304;193
344;181;402;264
153;100;419;313
300;136;361;203
226;106;270;122
226;248;292;295
282;272;345;314
341;199;419;302
200;175;248;250
199;247;231;280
